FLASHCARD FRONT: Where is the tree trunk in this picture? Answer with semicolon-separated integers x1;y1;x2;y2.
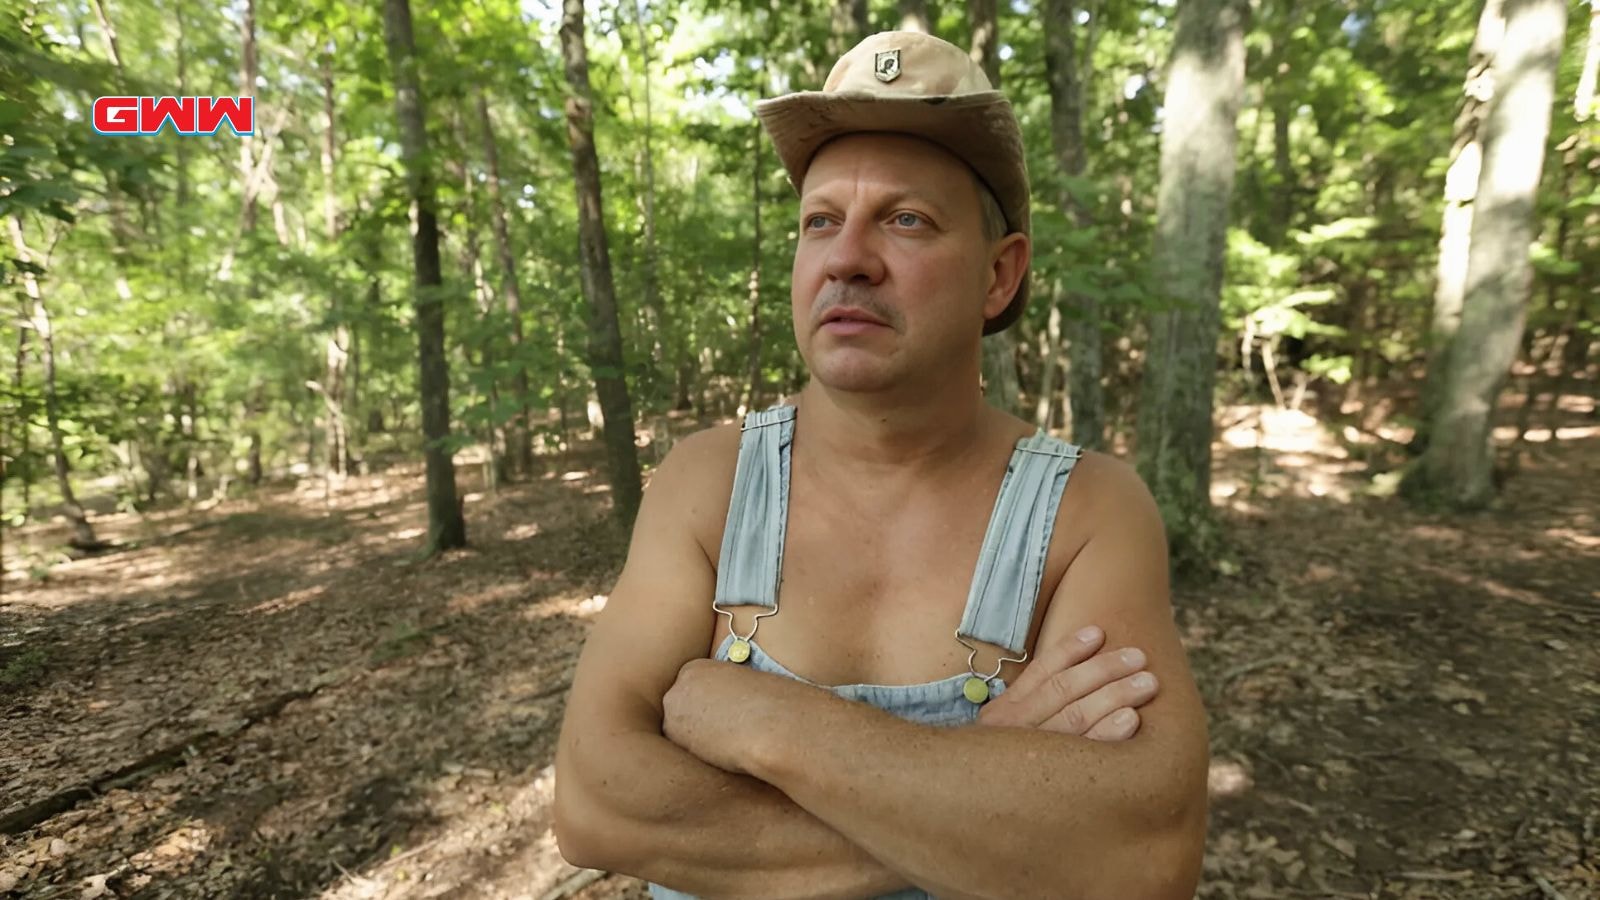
238;0;259;236
476;90;535;478
1415;0;1508;453
180;382;201;502
247;420;263;484
1255;0;1300;248
174;0;190;220
1044;0;1104;448
1405;0;1567;509
454;141;507;489
559;0;644;528
1134;0;1247;566
89;0;123;71
88;0;133;257
967;0;1023;414
899;0;934;34
981;334;1022;418
1269;96;1294;245
831;0;870;57
1034;299;1062;430
11;295;31;520
223;0;265;475
632;0;668;410
744;123;764;414
1575;3;1599;121
383;0;466;552
320;51;350;478
967;0;1001;86
9;217;99;550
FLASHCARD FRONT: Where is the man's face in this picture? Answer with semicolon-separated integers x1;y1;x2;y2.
790;133;1024;395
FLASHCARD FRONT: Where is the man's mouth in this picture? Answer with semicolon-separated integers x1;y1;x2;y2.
822;307;889;328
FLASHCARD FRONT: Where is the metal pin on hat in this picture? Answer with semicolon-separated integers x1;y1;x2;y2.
874;48;901;83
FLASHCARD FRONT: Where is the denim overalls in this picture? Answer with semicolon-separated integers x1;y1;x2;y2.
650;405;1082;900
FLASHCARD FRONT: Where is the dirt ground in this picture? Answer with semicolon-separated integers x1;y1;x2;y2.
2;399;1596;900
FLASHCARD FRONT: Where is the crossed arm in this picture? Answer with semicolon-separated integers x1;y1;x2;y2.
553;433;1208;899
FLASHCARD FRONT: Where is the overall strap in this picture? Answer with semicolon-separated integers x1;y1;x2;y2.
956;432;1083;657
712;405;797;611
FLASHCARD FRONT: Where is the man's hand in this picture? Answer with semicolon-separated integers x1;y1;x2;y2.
978;625;1157;739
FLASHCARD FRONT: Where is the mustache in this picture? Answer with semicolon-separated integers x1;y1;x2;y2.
811;286;900;328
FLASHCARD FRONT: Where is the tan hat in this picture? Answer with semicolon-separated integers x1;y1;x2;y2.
756;31;1031;335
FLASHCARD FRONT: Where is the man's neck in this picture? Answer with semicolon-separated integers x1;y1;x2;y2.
790;378;999;480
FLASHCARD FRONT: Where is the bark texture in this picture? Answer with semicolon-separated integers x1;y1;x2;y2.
1406;0;1568;509
1134;0;1248;564
383;0;466;551
560;0;644;528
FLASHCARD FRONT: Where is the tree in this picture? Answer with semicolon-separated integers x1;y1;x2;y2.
831;0;871;57
628;0;667;410
1415;0;1508;453
1579;4;1600;121
1135;0;1247;565
314;47;353;479
743;122;765;415
9;217;101;550
967;0;1023;416
382;0;466;552
1405;0;1569;508
559;0;643;528
475;89;535;479
899;0;935;34
1043;0;1105;448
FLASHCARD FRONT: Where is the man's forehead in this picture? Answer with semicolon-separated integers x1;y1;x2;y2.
801;133;976;202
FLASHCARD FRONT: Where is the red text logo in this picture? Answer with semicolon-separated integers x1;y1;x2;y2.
92;96;255;136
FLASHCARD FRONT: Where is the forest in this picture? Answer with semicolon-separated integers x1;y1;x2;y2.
2;0;1597;897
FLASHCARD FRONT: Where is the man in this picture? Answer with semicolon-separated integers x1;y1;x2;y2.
554;31;1208;900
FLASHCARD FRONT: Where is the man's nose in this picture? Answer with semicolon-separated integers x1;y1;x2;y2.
822;215;887;285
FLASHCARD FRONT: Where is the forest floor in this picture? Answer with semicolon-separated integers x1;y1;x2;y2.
2;395;1597;900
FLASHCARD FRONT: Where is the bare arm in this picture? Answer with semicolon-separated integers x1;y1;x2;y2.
552;430;910;899
665;455;1208;900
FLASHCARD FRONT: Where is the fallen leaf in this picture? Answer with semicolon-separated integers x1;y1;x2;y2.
1323;833;1357;859
80;873;109;898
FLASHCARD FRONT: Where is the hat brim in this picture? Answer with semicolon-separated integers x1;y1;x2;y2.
756;91;1031;335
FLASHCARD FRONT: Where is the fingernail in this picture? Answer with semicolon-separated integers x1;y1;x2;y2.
1132;673;1157;690
1116;709;1137;725
1121;648;1146;667
1076;626;1102;644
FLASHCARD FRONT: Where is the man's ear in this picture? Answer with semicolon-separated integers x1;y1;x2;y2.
982;233;1031;320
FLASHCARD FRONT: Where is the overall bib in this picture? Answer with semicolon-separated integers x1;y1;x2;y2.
650;405;1082;900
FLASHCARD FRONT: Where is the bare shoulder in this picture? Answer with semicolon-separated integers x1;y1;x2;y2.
1061;450;1164;533
648;422;743;559
1034;449;1171;641
1036;448;1166;575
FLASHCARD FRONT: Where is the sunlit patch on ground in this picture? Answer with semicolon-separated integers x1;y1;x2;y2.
506;521;542;540
248;584;329;616
522;591;607;623
1208;759;1254;799
446;581;527;614
1544;525;1600;551
1213;403;1365;504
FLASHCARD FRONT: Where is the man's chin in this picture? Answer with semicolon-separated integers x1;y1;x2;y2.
810;360;903;395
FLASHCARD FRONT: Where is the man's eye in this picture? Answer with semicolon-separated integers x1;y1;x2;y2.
895;212;924;227
804;214;830;230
